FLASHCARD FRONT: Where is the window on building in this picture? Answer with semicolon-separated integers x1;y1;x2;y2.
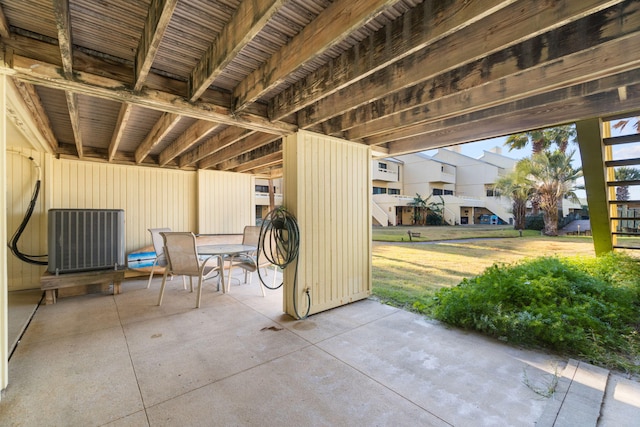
255;185;270;193
378;162;387;170
388;188;400;195
433;188;443;195
373;187;387;194
444;189;453;195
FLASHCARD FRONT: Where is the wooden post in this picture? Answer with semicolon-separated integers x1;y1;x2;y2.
576;118;613;255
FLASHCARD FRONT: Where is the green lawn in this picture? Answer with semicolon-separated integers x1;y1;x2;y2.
371;228;597;309
372;224;541;242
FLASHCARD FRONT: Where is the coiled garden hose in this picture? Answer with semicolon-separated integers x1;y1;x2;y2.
256;207;310;319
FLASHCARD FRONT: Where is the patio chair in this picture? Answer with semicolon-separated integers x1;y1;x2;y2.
158;232;223;308
146;228;186;290
226;225;278;296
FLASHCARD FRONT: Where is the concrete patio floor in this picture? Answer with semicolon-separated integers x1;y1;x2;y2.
1;270;638;426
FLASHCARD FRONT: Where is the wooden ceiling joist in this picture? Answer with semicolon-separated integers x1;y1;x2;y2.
268;0;513;121
188;0;287;101
198;132;280;169
158;120;219;166
135;112;182;163
2;55;297;135
233;0;400;111
179;126;254;168
297;0;629;130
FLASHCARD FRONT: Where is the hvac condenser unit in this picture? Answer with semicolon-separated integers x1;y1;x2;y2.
48;209;125;274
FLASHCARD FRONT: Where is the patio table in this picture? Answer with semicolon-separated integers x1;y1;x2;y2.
198;244;257;293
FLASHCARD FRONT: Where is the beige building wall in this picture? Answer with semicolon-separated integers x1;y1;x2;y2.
283;131;371;318
197;169;254;234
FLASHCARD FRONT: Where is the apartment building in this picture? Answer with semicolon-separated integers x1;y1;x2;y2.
372;147;583;227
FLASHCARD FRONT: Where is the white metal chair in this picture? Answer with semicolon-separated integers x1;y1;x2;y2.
146;227;172;289
226;225;278;296
158;232;223;308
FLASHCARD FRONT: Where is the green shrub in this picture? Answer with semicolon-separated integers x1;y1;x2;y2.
432;252;640;374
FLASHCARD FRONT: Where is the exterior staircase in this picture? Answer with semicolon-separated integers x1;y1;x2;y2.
576;119;640;255
371;199;389;226
603;133;640;252
536;359;640;426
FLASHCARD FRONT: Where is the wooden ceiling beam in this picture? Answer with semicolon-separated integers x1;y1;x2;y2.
135;0;178;90
1;54;297;135
134;112;181;163
357;30;640;145
387;77;640;156
179;126;254;168
113;0;177;163
0;3;10;39
297;0;628;130
64;92;83;158
7;79;59;153
198;132;280;169
231;152;282;174
218;139;283;171
189;0;286;102
158;120;220;166
108;104;133;161
53;0;84;158
268;0;513;121
53;0;73;78
233;0;398;111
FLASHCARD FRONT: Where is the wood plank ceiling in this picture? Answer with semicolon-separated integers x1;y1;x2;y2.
1;0;640;177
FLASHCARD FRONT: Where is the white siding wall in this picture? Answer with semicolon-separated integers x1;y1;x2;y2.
283;131;371;318
47;158;197;254
197;170;254;234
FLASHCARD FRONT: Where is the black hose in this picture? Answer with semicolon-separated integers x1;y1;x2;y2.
7;152;48;265
256;207;310;319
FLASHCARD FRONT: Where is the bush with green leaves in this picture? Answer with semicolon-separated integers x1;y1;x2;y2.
432;253;640;373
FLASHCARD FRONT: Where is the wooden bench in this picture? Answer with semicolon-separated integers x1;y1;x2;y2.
40;269;125;304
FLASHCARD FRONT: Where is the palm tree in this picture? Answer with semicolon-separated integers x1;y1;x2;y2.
505;125;576;154
525;150;582;236
408;193;427;225
494;161;534;230
614;167;640;201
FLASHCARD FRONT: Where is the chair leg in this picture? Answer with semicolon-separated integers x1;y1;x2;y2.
196;275;204;308
157;271;169;306
146;261;157;289
189;276;193;292
182;276;187;290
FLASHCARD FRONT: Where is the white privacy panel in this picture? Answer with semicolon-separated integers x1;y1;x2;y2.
197;169;254;234
283;131;372;318
47;158;197;254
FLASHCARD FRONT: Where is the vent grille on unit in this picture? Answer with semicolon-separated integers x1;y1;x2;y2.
47;209;125;274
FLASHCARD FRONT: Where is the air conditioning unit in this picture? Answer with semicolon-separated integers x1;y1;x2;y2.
48;209;125;274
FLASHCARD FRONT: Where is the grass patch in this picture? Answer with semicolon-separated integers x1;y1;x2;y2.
432;253;640;374
372;225;540;242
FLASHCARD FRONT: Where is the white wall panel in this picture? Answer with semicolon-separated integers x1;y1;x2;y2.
48;159;197;254
197;170;254;234
283;131;371;318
